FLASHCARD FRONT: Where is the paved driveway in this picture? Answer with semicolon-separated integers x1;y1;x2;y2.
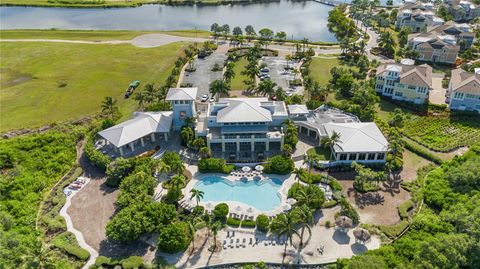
181;52;226;98
261;56;303;96
429;73;447;105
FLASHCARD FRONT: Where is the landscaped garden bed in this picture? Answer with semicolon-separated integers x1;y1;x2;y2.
402;115;480;152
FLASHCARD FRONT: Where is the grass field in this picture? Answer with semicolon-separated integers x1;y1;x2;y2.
230;57;249;91
0;29;211;40
306;146;331;161
0;41;188;132
309;57;339;87
0;0;198;8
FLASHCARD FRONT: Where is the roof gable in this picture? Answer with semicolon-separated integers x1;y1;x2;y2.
166;87;198;101
324;123;388;153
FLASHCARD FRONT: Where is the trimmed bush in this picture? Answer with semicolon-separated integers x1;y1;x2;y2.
95;256;112;267
198;158;234;173
339;198;359;224
378;220;409;239
213;203;229;220
241;219;256;228
227;217;241;227
256;214;270;232
404;141;443;165
52;232;90;261
322;200;338;208
157;222;191;253
121;256;144;269
398;200;414;219
329;179;343;191
85;134;111;171
264;155;294;174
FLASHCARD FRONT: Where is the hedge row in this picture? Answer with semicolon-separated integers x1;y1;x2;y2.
226;217;256;228
52;232;90;261
404;141;443;165
84;131;111;172
398;199;414;219
198;158;235;174
94;255;144;269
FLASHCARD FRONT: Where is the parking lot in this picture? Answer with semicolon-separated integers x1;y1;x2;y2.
181;52;227;99
260;57;303;96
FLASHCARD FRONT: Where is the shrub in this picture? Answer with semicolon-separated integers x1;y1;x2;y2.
164;188;182;204
213;203;229;220
95;256;112;267
264;155;294;174
227;217;241;227
404;141;443;165
121;256;144;269
287;182;303;198
198;158;233;173
84;133;111;171
378;220;409;239
339;198;359;224
306;100;323;110
325;220;331;227
322;200;338;208
192;205;204;216
157;222;191;253
52;232;90;261
329;179;343;191
398;200;414;219
241;219;256;228
256;214;270;232
106;157;135;187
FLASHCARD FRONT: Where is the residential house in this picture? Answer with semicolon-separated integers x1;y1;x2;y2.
375;61;433;104
447;68;480;112
396;2;444;33
445;0;480;21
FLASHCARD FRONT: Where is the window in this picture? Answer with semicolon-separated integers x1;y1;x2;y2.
384;88;394;94
367;153;376;160
417;87;427;94
377;153;385;160
349;154;357;160
408;85;416;90
395;92;403;97
466;94;477;99
358;153;366;160
339;154;347;160
453;92;465;99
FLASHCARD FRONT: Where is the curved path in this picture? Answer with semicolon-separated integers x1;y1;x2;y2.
1;33;342;54
59;178;99;269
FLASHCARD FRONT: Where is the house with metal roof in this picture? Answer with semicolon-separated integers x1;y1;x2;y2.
375;61;433;104
165;87;198;130
447;68;480;112
396;2;444;33
98;111;173;156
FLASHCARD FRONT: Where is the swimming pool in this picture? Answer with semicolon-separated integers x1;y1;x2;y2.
194;176;283;211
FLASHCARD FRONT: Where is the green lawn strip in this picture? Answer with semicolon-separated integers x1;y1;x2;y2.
52;232;90;261
309;57;339;87
230;57;249;91
0;29;210;41
375;98;416;121
306;146;331;161
0;41;187;132
398;200;414;219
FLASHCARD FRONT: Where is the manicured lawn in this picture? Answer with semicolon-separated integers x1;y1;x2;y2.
0;41;188;132
375;99;416;121
230;57;249;91
402;115;480;152
309;57;339;86
306;146;331;161
0;29;210;41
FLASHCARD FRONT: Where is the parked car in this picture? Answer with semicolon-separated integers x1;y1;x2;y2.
260;68;270;73
201;94;209;102
209;97;216;102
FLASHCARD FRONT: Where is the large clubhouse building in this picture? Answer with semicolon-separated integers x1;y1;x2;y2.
98;88;389;165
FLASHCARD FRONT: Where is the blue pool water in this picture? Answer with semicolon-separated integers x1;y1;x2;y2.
194;176;282;211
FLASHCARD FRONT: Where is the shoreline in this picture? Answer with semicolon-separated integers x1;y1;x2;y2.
0;0;284;9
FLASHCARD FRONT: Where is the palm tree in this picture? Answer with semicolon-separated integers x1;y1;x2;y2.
210;221;222;251
187;218;200;254
379;31;396;57
199;147;212;159
320;131;341;164
143;83;157;104
223;62;235;84
285;54;292;69
302;38;309;52
170;175;185;192
294;205;314;249
21;242;55;268
190;189;204;206
157;161;171;176
271;212;300;258
170;160;185;176
184;116;197;128
256;79;277;98
209;79;230;99
134;91;146;109
101;96;119;121
293;168;303;184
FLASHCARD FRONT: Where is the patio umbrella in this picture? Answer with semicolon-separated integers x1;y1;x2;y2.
335;216;353;229
255;165;264;171
286;198;297;205
247;207;254;213
206;202;213;209
242;166;251;172
235;205;243;214
353;228;371;243
283;204;292;211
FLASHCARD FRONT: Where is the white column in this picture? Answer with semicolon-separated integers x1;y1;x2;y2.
374;153;378;160
251;141;255;151
130;142;135;151
266;141;270;151
207;140;211;150
140;137;145;147
164;133;168;142
151;133;156;142
307;128;310;136
355;153;359;160
280;138;284;148
236;135;240;151
221;140;225;152
119;147;124;156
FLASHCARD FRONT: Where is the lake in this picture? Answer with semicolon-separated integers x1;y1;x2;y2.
0;0;401;41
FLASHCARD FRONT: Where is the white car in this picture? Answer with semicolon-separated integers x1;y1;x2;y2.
209;97;215;102
201;94;208;102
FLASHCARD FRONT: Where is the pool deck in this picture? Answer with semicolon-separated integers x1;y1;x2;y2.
182;165;297;218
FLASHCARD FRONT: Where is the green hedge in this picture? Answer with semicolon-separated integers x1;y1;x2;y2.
213;203;229;219
264;155;294;174
339;198;359;224
398;200;414;219
378;220;409;239
94;255;144;268
198;158;234;173
227;217;241;227
329;179;343;191
404;141;443;165
52;232;90;261
322;200;338;208
84;131;111;171
241;219;256;228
